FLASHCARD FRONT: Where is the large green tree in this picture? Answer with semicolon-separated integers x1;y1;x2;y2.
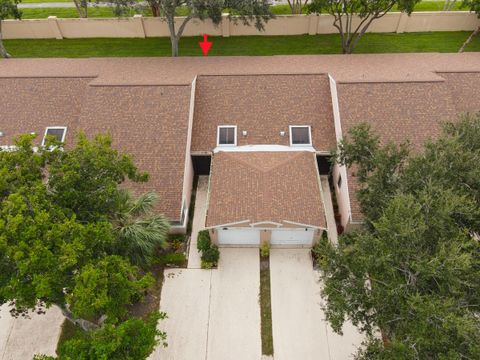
318;114;480;358
0;133;167;333
0;0;21;58
143;0;273;56
459;0;480;52
307;0;419;54
35;312;166;360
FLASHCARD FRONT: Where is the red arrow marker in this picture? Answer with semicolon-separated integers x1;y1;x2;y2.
199;34;213;56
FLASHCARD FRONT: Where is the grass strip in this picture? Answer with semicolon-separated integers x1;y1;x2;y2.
260;255;274;356
3;32;479;58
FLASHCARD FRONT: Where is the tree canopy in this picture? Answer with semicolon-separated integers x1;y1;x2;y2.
318;114;480;358
142;0;273;56
0;133;168;340
307;0;420;54
0;0;21;58
459;0;480;52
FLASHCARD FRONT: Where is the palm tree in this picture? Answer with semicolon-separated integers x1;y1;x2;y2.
111;191;170;268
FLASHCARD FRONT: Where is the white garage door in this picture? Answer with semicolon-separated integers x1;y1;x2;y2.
271;228;314;247
217;228;261;246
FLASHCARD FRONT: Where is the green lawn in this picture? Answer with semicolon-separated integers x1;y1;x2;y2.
3;32;479;58
17;2;468;19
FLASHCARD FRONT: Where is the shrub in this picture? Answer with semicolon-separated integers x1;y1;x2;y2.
201;260;214;269
158;252;187;267
260;242;270;258
197;230;211;252
35;312;166;360
202;245;219;264
312;231;332;269
197;230;220;269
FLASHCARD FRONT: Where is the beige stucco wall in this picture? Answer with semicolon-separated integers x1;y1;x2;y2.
3;12;479;40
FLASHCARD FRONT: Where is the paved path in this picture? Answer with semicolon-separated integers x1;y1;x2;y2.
207;248;261;360
149;269;212;360
320;175;338;244
270;249;363;360
188;175;208;269
151;248;261;360
0;304;64;360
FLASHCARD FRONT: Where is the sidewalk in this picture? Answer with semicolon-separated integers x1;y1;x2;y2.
0;304;64;360
187;175;208;269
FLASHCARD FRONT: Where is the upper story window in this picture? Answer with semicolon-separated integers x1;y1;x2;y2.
289;125;312;146
42;127;67;146
217;125;237;147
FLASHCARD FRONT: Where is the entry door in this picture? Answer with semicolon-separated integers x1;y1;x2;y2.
217;228;261;246
270;228;314;247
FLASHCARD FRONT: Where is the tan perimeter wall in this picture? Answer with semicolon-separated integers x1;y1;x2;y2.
3;12;479;39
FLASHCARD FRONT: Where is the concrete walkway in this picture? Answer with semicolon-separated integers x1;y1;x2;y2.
151;248;261;360
0;304;64;360
320;175;338;244
188;175;209;269
270;249;363;360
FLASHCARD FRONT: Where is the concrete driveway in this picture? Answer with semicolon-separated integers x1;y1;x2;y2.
0;304;64;360
270;249;363;360
151;248;261;360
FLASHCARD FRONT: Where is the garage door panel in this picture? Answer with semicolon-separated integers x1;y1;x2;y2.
218;228;260;246
271;229;314;246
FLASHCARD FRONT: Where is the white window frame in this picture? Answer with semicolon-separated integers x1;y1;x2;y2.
217;125;237;147
289;125;312;147
42;126;67;146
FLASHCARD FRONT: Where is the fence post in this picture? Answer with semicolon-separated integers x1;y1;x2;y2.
308;14;319;35
47;16;63;39
133;14;146;38
221;13;230;37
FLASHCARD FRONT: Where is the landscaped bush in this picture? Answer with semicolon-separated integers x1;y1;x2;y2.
34;312;166;360
197;230;212;252
197;230;219;269
260;242;270;258
168;234;186;252
158;252;187;267
312;231;332;269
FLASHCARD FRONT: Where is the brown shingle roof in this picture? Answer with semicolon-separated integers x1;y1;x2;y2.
0;53;479;85
0;77;92;147
206;151;326;228
0;78;191;222
76;85;192;221
191;74;336;152
337;73;480;221
1;54;480;226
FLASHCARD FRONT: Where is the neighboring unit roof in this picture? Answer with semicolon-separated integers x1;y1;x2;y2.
191;74;336;153
0;77;92;147
337;73;480;222
206;151;326;228
76;85;192;221
0;77;192;222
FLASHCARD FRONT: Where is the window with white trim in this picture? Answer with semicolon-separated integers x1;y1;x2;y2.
289;125;312;146
217;125;237;146
42;127;67;146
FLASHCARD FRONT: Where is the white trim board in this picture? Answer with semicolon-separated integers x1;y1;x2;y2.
213;144;316;153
